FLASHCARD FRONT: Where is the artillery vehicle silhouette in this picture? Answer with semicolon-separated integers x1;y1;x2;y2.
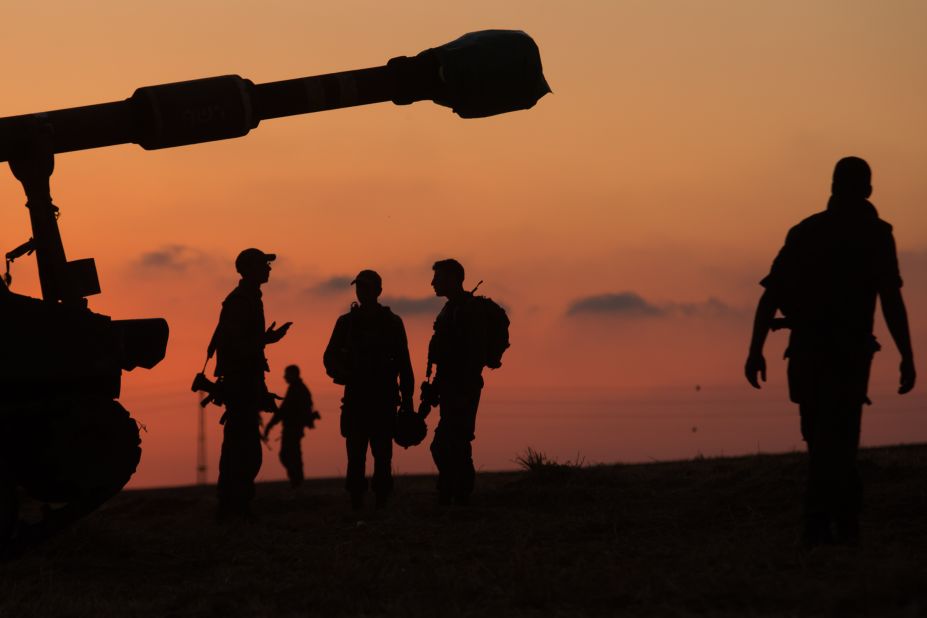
0;30;548;552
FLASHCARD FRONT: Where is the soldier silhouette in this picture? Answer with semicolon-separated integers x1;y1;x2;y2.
323;270;414;510
263;365;319;488
427;259;508;505
211;248;291;521
745;157;916;547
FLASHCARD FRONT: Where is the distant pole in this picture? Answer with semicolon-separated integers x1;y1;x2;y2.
196;397;207;485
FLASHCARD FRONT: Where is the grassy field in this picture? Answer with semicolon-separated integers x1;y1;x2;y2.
1;444;926;617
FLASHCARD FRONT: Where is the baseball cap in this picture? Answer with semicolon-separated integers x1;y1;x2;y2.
351;269;382;288
235;248;276;274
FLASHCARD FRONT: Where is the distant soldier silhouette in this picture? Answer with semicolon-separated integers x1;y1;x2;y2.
323;270;414;509
427;259;509;505
745;157;916;546
263;365;319;488
212;248;291;520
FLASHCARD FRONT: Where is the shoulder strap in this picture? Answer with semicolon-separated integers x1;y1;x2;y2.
201;316;222;373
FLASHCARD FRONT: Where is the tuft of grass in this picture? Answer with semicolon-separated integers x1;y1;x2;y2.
514;447;586;473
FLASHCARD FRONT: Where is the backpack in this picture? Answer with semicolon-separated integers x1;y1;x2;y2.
472;295;510;369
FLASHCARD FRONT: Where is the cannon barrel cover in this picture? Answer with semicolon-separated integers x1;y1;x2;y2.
430;30;551;118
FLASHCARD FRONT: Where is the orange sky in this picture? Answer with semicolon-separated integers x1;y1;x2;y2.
2;2;926;487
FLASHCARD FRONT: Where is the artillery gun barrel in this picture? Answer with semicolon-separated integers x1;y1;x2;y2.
0;29;549;163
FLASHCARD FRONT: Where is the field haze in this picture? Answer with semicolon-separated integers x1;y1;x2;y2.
2;444;926;617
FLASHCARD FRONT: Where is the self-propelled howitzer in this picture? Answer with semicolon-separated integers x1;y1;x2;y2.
0;30;548;553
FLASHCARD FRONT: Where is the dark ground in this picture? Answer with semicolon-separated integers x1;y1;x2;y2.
1;444;926;617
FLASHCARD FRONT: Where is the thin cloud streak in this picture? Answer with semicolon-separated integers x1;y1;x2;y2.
306;275;353;296
383;295;443;315
133;245;212;274
567;292;663;317
567;292;740;319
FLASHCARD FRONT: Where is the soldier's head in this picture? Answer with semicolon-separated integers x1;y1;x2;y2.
832;156;872;199
352;269;382;306
432;259;465;298
235;248;276;284
284;364;300;384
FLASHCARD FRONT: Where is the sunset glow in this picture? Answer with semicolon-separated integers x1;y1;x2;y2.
2;1;925;488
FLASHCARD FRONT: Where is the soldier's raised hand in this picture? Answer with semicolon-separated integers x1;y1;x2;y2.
265;321;292;344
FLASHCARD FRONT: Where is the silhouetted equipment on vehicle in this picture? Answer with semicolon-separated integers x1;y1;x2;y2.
1;130;168;554
0;30;549;163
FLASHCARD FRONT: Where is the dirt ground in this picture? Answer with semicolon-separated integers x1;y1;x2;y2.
2;444;925;617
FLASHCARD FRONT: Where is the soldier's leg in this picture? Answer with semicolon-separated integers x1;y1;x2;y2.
457;440;475;503
832;403;863;544
430;424;455;504
432;386;481;504
370;432;394;506
456;390;480;502
800;402;833;546
244;417;262;506
345;433;369;507
280;434;304;488
217;410;262;516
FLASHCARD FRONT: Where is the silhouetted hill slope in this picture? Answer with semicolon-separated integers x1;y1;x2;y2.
2;444;926;617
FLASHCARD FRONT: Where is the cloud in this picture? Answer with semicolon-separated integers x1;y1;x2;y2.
133;245;210;273
383;295;443;315
673;297;740;318
567;292;740;319
306;275;353;296
567;292;663;317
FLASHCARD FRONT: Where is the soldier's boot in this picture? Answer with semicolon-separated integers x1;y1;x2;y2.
350;492;364;511
375;492;389;510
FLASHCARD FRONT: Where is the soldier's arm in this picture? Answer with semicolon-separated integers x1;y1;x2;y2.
880;286;916;394
395;318;415;410
263;410;282;437
878;229;915;394
323;316;350;384
746;228;797;389
745;289;777;389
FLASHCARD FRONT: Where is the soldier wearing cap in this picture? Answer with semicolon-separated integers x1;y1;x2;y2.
212;248;291;520
323;269;414;510
745;157;916;546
